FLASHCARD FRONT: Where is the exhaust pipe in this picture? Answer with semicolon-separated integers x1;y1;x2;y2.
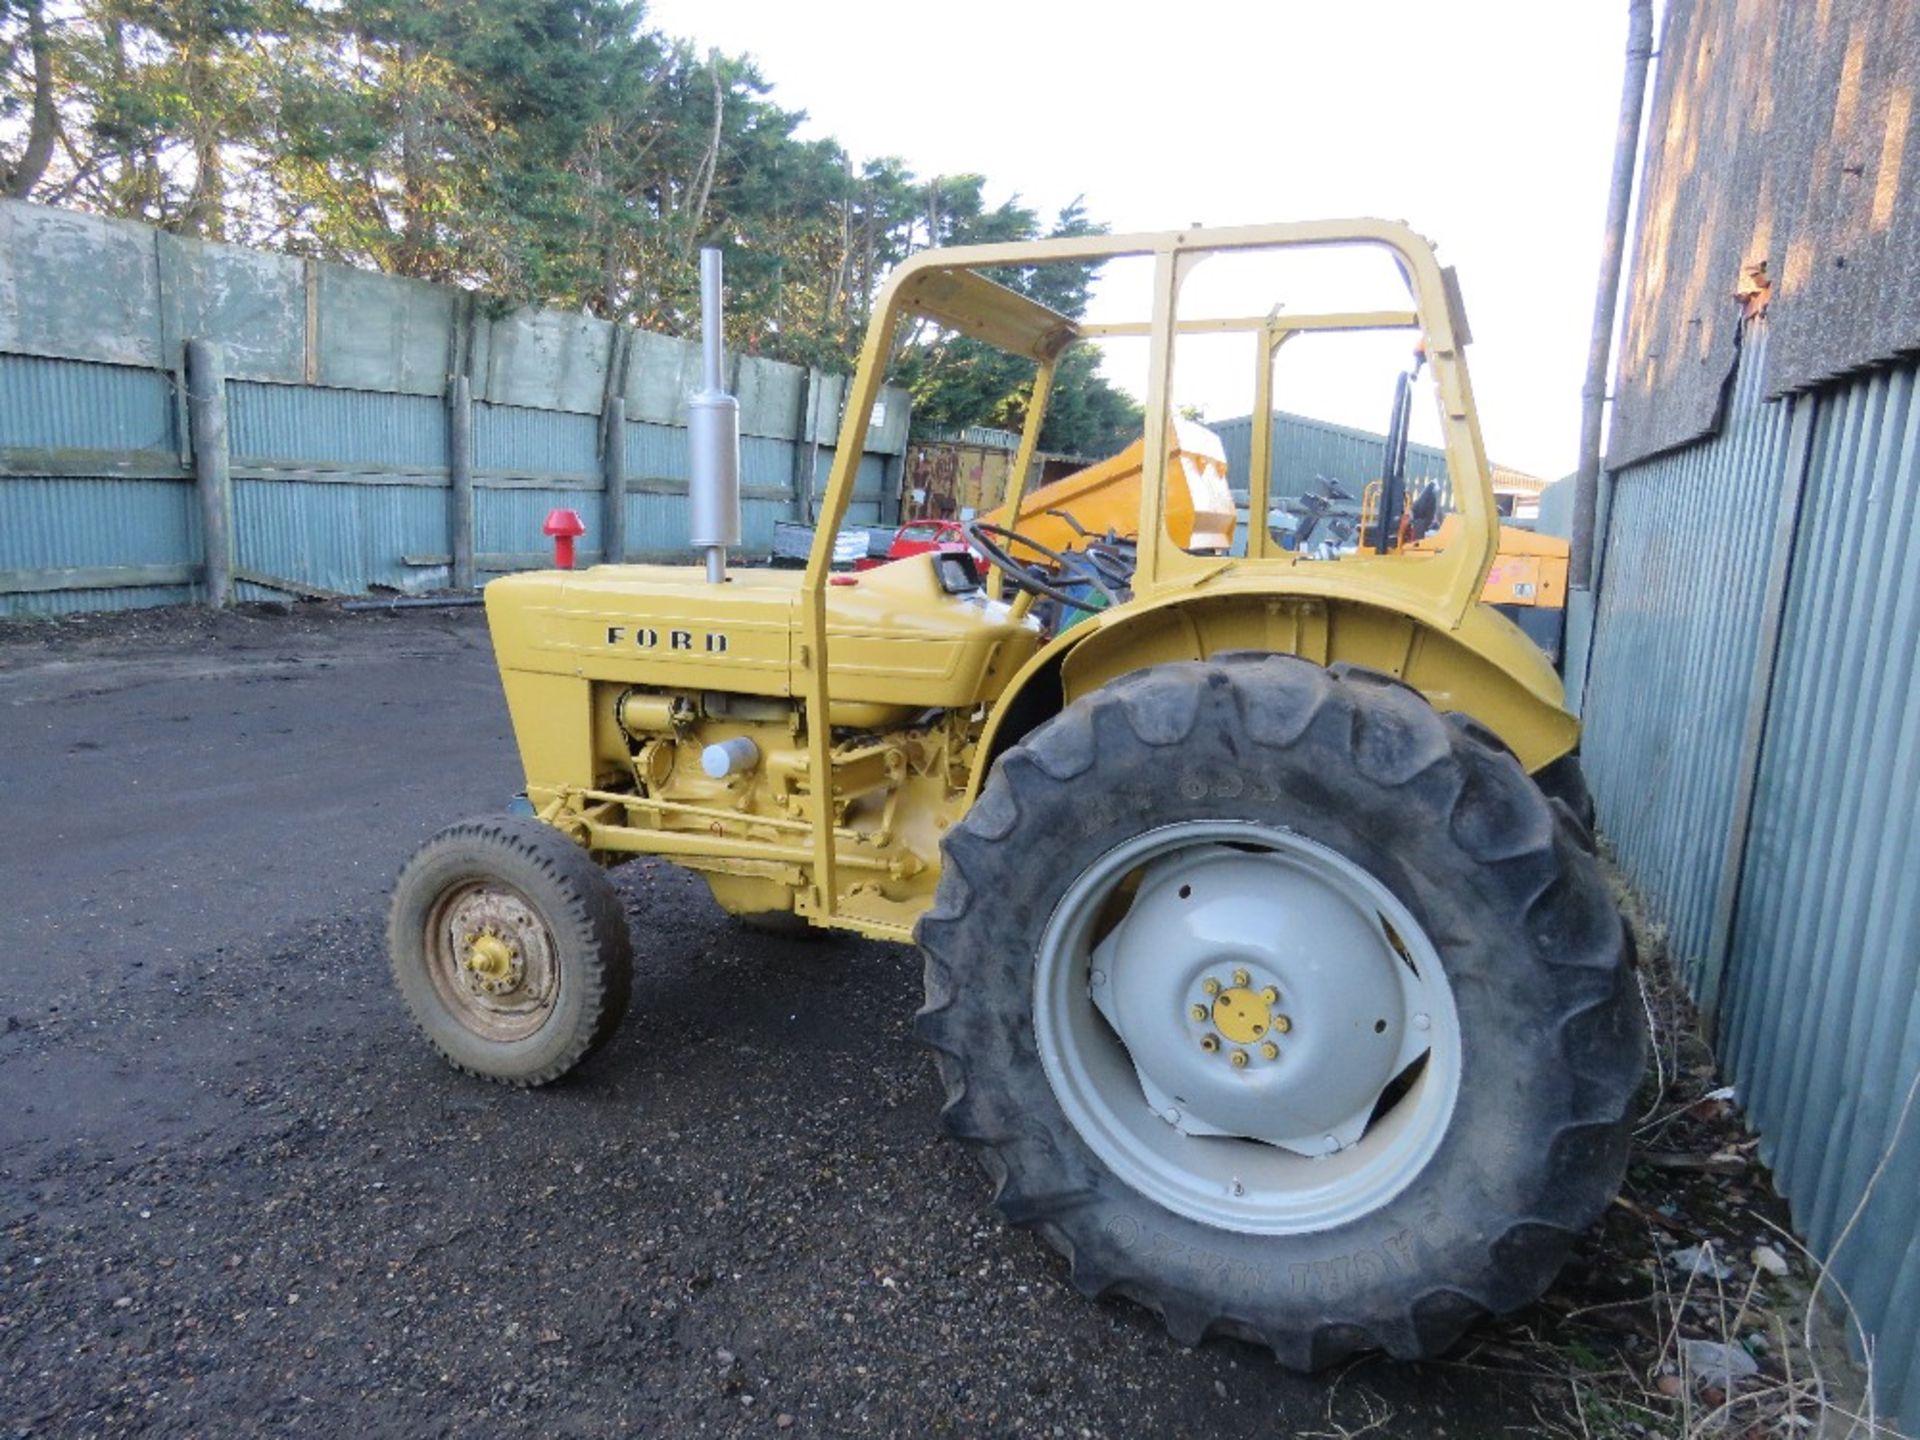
688;247;742;584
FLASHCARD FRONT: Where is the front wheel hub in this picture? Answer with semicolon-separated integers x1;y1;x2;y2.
427;883;560;1042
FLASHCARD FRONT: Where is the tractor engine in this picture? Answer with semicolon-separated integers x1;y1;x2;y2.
598;684;972;920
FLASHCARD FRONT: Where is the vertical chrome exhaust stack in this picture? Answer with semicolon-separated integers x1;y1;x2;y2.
687;247;741;583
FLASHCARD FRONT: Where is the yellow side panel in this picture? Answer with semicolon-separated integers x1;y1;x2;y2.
488;557;1040;715
494;668;598;804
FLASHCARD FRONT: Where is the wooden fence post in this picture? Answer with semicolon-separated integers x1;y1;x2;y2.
602;396;627;565
185;339;232;608
448;374;474;590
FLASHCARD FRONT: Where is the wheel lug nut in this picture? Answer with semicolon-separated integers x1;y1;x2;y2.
1189;1003;1208;1022
1261;1042;1279;1060
1202;977;1221;996
1413;1013;1431;1031
1200;1034;1219;1052
1273;1014;1292;1034
1232;968;1250;988
1260;986;1279;1005
1230;1050;1249;1068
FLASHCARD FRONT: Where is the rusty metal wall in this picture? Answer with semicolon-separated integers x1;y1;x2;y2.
906;441;1015;518
1585;317;1920;1423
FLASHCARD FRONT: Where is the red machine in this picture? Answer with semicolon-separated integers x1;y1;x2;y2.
854;519;970;571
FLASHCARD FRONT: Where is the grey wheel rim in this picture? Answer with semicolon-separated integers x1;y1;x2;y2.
1033;820;1461;1235
425;880;561;1043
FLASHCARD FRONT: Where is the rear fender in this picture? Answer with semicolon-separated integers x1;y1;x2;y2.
967;590;1577;804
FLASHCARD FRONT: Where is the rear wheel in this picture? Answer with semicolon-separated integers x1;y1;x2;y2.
389;817;633;1086
916;656;1643;1366
1535;750;1598;837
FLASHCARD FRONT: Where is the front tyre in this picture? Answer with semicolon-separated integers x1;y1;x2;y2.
916;656;1643;1367
389;817;633;1086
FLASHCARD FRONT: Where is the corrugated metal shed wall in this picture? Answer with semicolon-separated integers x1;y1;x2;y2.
1582;325;1793;978
1584;318;1920;1423
1720;357;1920;1421
1213;409;1452;510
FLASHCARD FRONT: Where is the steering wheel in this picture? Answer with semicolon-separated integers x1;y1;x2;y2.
965;520;1122;614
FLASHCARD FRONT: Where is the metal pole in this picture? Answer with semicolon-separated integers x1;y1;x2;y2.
700;249;724;393
602;396;627;565
791;366;816;522
687;247;741;583
1570;0;1655;590
185;338;232;608
448;374;474;591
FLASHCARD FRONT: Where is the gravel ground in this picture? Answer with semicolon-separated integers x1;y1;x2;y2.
0;602;1726;1438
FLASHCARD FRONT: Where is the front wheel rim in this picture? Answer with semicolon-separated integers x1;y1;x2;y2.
425;880;561;1043
1032;820;1462;1235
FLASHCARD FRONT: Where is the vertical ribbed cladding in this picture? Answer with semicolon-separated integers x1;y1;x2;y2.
0;355;193;615
0;355;177;452
1585;318;1920;1423
1720;357;1920;1423
227;383;447;467
0;477;199;617
686;248;741;582
1582;321;1791;978
234;480;446;593
472;403;599;479
1213;409;1453;515
2;202;914;612
809;449;887;528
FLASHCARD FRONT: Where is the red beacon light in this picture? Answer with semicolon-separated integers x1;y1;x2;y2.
542;508;586;569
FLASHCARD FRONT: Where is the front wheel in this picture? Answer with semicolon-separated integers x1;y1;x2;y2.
389;817;633;1086
916;656;1644;1366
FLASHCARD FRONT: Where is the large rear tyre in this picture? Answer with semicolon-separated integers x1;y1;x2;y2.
916;655;1643;1367
389;817;633;1086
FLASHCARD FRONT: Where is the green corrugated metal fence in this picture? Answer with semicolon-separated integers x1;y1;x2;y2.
0;199;907;615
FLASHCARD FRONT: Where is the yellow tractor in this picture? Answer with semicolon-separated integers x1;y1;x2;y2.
389;224;1642;1368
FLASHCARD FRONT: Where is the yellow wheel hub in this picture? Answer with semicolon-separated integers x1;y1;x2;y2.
462;929;526;998
1212;986;1274;1044
465;931;518;988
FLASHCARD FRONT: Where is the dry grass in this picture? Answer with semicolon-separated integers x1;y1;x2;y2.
1419;867;1917;1439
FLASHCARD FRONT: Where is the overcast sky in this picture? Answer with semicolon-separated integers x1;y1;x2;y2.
644;0;1641;480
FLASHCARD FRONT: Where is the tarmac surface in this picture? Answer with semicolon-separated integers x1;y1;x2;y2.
1;602;1568;1437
